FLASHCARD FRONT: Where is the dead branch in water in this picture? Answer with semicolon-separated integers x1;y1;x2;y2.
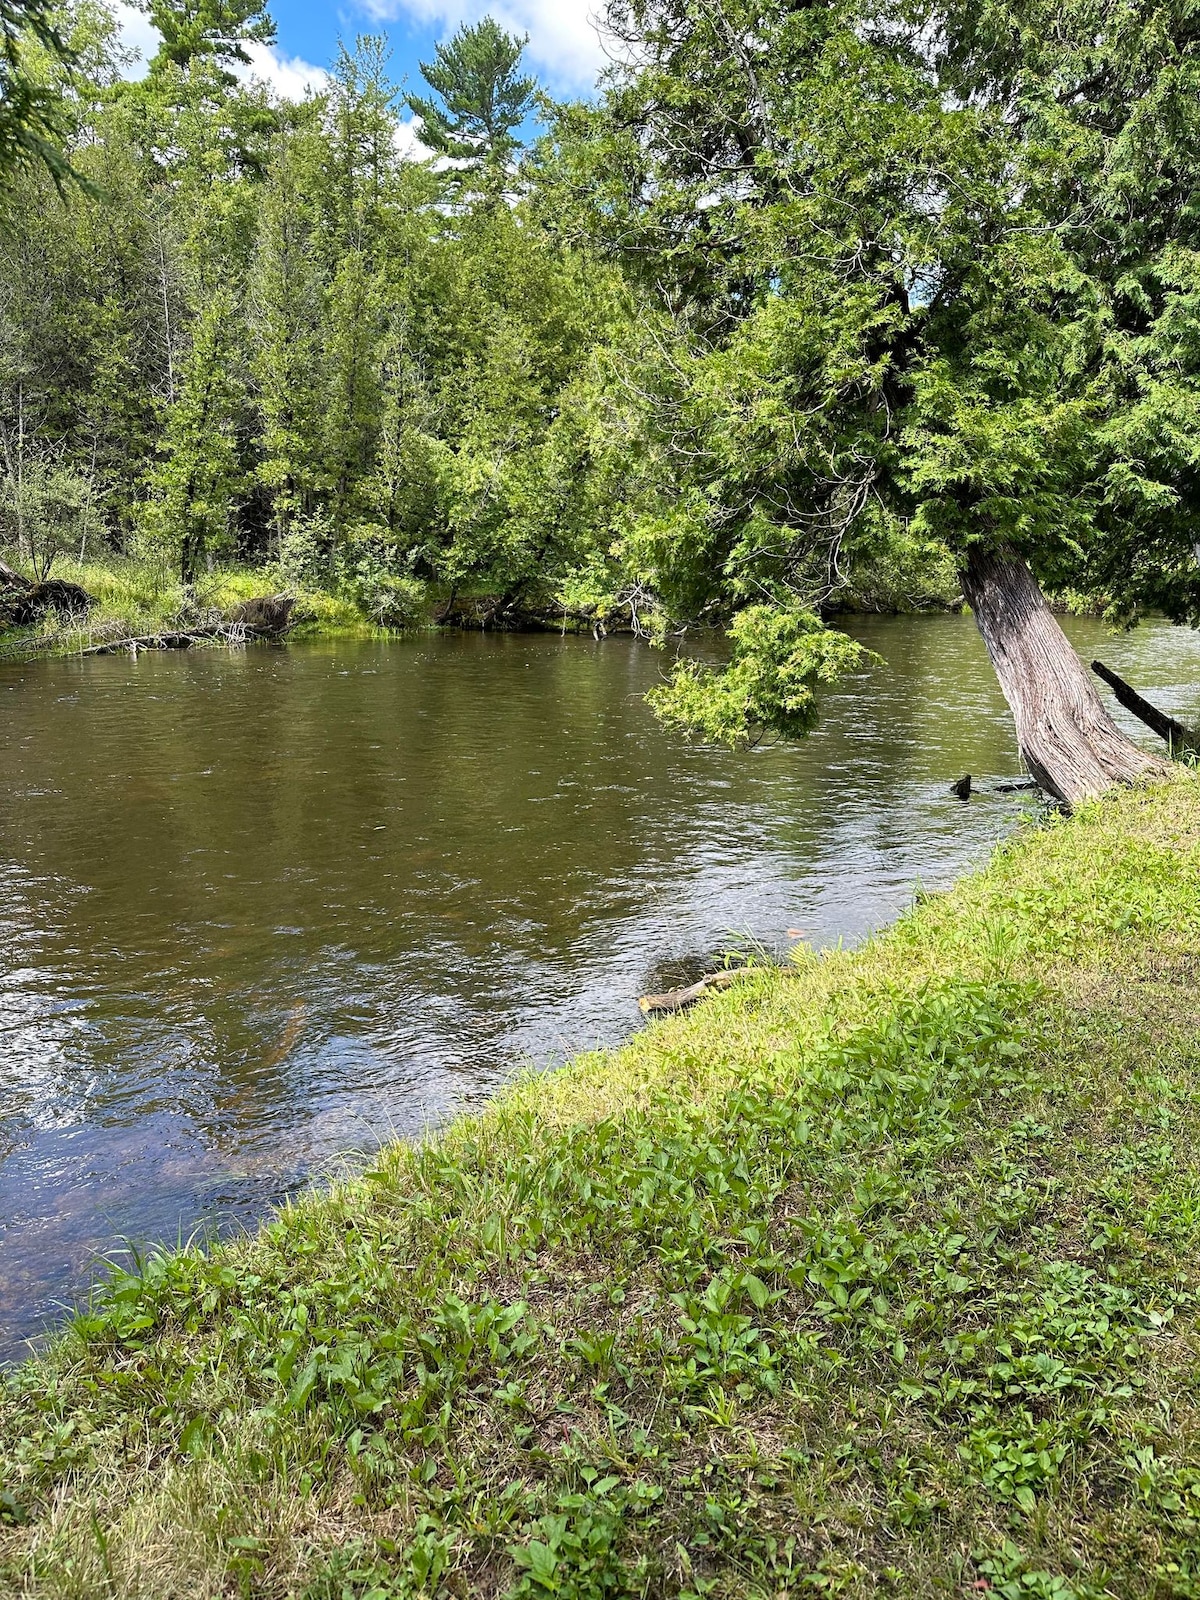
638;968;752;1016
1091;659;1199;752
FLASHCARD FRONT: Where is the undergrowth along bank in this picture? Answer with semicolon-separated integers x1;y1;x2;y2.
0;546;970;663
0;558;374;661
4;781;1200;1597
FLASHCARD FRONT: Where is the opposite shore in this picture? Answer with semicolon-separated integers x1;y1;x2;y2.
0;549;972;665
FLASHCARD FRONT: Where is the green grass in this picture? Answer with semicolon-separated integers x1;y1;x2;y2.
0;558;378;660
5;780;1200;1597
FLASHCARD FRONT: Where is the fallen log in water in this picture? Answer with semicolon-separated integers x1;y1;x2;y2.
1091;660;1199;752
81;631;200;655
638;968;750;1016
78;600;296;656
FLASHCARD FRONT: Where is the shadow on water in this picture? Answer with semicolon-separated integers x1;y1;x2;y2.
2;613;1198;1356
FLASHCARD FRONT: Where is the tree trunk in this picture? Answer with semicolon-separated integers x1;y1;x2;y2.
0;558;32;591
959;543;1170;804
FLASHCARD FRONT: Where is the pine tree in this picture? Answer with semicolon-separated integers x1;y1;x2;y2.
0;0;78;189
145;0;275;85
406;19;536;197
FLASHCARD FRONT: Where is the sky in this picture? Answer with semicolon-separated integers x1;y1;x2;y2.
111;0;610;113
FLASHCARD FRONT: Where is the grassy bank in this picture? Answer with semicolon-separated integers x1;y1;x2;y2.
0;558;373;661
5;783;1200;1597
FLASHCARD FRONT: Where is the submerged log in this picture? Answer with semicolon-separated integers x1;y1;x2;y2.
959;545;1169;803
82;631;196;655
638;968;748;1016
81;622;261;655
1091;660;1198;752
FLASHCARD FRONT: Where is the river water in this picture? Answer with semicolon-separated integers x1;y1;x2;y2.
2;613;1199;1356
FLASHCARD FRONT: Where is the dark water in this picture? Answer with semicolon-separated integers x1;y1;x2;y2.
3;615;1199;1356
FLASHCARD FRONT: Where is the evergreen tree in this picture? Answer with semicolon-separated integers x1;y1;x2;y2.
123;0;278;184
250;114;328;546
321;249;384;536
145;0;274;84
323;36;402;256
406;18;536;196
553;0;1198;801
0;0;77;189
366;321;444;548
145;288;249;583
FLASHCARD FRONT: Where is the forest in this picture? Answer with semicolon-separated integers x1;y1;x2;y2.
4;0;1200;802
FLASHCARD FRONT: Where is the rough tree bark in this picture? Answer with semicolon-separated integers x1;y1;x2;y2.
959;543;1170;804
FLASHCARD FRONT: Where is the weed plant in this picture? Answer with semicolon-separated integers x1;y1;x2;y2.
3;782;1200;1596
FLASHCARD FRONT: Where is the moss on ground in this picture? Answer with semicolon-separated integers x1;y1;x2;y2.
5;781;1200;1597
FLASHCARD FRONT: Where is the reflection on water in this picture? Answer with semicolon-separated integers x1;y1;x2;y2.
2;614;1198;1356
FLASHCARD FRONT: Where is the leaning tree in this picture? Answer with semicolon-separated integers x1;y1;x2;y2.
558;0;1200;801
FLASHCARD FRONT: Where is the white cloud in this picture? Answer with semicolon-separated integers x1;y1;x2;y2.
109;3;329;99
111;0;158;80
238;43;330;99
367;0;607;92
394;115;426;160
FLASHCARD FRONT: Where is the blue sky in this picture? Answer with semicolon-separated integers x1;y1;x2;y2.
113;0;606;111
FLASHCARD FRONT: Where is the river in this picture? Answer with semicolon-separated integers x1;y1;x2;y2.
2;613;1198;1357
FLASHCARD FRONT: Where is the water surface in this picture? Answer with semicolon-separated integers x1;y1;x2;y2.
2;615;1198;1356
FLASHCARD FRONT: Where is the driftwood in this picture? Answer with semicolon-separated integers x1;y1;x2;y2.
433;594;575;632
82;631;198;655
1091;659;1198;752
82;598;295;653
638;969;748;1016
433;589;655;637
81;618;280;654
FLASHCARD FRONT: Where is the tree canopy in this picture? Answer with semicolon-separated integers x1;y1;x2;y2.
144;0;274;80
2;0;1198;797
0;0;79;188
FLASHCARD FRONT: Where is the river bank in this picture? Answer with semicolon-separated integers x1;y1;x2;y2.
0;543;971;663
3;778;1200;1596
0;558;376;661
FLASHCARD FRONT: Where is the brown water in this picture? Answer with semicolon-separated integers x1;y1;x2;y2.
2;615;1199;1357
